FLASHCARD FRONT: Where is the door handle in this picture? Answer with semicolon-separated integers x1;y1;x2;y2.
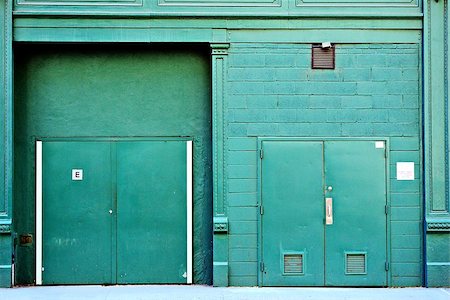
325;197;333;225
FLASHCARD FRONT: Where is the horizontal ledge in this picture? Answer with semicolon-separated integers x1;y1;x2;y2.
12;11;423;18
0;265;12;269
0;219;12;225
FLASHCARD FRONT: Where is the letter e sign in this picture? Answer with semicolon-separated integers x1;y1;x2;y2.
72;169;83;181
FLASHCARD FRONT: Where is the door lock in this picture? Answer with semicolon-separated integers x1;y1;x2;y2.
109;209;113;214
327;186;333;192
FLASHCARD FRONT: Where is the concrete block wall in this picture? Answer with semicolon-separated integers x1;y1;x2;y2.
225;43;422;286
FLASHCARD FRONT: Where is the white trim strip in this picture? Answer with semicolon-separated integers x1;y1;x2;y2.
186;140;193;284
35;141;43;285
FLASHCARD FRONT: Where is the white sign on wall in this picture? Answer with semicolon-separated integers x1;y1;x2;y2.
396;162;414;181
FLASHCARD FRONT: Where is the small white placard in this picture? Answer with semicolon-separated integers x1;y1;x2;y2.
396;162;414;181
375;141;385;149
72;169;83;181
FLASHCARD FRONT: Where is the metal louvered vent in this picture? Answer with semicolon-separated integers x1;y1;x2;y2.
284;254;304;274
311;44;335;69
346;253;367;275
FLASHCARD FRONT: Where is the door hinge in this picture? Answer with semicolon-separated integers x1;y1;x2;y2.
260;205;264;215
385;262;390;271
260;149;264;159
385;205;390;215
260;261;265;272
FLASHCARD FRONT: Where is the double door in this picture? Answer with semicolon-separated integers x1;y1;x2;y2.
260;140;388;286
36;139;192;285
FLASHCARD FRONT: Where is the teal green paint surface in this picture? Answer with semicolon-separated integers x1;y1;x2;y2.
0;0;13;288
42;139;189;284
14;44;212;285
42;141;114;284
260;140;387;286
12;0;421;18
423;0;450;287
324;141;387;286
261;141;324;286
227;43;421;287
426;233;450;287
116;141;187;284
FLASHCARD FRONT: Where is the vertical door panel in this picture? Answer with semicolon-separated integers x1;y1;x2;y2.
324;141;387;286
42;141;113;284
116;141;187;284
261;141;324;286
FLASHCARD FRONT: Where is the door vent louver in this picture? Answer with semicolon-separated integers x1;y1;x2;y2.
284;254;304;274
345;253;367;275
311;44;335;69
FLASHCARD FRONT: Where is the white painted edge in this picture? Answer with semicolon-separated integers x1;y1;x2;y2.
186;140;193;284
35;141;43;285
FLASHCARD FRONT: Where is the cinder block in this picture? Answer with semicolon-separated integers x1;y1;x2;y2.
228;193;258;207
341;96;372;108
229;54;265;67
342;68;371;81
247;95;277;108
228;179;257;193
228;151;257;165
371;67;402;81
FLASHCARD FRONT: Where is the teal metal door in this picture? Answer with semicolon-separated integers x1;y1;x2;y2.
261;141;325;286
117;141;188;284
38;139;191;285
324;141;387;286
41;141;114;284
261;140;387;286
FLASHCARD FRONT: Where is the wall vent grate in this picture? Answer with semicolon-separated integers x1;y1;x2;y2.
345;253;367;275
311;44;335;69
284;254;304;274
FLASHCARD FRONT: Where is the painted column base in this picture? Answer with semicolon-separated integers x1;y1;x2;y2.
426;232;450;287
0;222;12;287
213;261;229;287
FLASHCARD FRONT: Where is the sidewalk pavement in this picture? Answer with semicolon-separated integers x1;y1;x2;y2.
0;285;449;300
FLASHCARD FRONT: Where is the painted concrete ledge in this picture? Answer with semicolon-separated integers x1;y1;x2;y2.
0;286;449;300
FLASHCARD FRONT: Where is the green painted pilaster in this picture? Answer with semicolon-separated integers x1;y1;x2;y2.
424;0;450;287
0;0;13;288
212;43;229;287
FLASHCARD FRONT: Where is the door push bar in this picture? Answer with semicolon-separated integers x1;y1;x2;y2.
325;197;333;225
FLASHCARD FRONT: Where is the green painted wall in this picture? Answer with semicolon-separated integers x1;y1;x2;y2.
225;43;422;286
13;43;212;285
0;0;13;288
0;0;446;288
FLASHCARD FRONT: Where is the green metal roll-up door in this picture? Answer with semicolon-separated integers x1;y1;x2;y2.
37;139;192;285
260;140;388;287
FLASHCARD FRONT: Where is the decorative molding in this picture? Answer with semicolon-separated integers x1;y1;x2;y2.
16;0;143;7
158;0;281;7
296;0;417;5
425;0;449;214
2;0;13;217
427;221;450;232
445;0;449;214
211;43;229;287
0;224;11;234
211;43;229;217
